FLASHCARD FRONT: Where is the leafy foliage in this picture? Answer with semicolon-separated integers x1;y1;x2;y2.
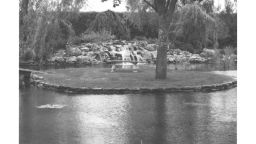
69;30;115;44
217;0;237;48
86;10;130;39
19;0;237;64
173;3;215;53
68;12;98;36
19;0;85;63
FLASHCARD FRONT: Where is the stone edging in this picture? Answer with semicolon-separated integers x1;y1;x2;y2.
30;74;237;94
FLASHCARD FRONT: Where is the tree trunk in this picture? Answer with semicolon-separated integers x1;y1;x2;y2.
155;15;169;79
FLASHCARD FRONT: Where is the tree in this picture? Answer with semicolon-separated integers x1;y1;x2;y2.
204;0;236;49
175;3;215;52
19;0;85;63
86;10;130;39
107;0;212;79
105;0;179;79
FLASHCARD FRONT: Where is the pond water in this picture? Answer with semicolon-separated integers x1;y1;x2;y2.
20;87;236;144
19;62;237;144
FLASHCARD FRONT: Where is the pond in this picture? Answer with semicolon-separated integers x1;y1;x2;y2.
20;87;236;144
19;62;237;144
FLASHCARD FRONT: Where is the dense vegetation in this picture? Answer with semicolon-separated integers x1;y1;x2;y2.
19;0;237;63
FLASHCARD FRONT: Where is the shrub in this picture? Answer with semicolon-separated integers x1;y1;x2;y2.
210;46;236;66
31;18;75;63
21;48;35;61
174;41;195;53
133;36;147;41
86;10;130;39
223;46;235;56
80;30;115;43
68;36;84;45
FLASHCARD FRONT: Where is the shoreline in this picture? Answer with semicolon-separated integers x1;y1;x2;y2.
30;68;237;94
31;80;237;94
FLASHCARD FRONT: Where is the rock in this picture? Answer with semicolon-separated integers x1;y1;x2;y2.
112;40;125;45
31;74;44;81
145;44;157;51
77;55;90;64
67;47;82;56
66;56;77;64
200;48;216;58
55;50;66;57
167;55;176;63
189;54;207;63
182;51;192;56
80;46;90;52
91;43;101;51
49;56;65;63
176;55;187;63
109;46;116;51
47;40;212;65
91;59;101;64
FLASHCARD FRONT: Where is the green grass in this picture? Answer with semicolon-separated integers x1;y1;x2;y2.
37;66;235;89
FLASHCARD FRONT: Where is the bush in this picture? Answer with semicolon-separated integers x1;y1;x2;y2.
21;48;35;61
210;46;236;65
146;38;158;44
78;30;115;43
68;36;84;45
87;10;130;39
174;41;195;53
223;46;235;56
31;18;76;63
133;36;147;41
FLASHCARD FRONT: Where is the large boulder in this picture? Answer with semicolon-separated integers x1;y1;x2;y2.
66;47;82;56
80;46;90;52
145;44;157;51
167;54;187;63
189;54;207;63
167;55;176;63
54;50;66;57
66;56;77;64
175;54;187;63
77;55;91;64
200;48;216;58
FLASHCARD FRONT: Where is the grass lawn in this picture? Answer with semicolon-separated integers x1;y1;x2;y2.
37;66;235;89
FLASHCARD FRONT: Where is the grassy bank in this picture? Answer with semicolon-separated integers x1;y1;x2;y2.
35;66;235;89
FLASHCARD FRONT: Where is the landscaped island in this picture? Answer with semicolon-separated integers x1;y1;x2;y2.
31;66;237;94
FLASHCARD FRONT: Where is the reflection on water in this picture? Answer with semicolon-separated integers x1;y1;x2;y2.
20;87;236;144
36;104;67;109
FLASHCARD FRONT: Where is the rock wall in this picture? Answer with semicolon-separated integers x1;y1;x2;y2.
47;40;219;65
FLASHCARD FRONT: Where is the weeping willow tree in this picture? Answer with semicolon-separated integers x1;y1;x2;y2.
126;0;179;79
19;0;86;63
174;3;216;53
106;0;214;79
86;10;130;39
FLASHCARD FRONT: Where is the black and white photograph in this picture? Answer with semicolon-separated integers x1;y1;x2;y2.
4;0;254;144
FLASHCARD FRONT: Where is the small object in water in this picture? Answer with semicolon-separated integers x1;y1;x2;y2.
36;104;66;109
